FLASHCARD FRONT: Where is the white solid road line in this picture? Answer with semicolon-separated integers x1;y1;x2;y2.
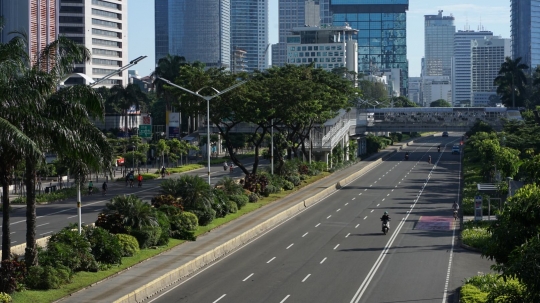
302;274;311;282
213;294;226;303
242;273;254;282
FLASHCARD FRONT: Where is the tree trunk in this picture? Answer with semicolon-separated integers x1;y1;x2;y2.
1;170;12;261
25;158;38;267
125;110;129;138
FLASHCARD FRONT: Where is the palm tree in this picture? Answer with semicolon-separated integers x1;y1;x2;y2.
152;54;186;111
494;57;529;108
108;83;149;138
100;195;158;230
159;175;213;211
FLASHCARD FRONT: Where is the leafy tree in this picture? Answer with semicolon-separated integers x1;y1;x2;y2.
357;79;387;101
152;54;187;111
430;99;452;107
389;96;418;108
494;57;529;108
156;139;170;167
520;154;540;184
494;147;521;179
107;83;149;137
159;175;213;212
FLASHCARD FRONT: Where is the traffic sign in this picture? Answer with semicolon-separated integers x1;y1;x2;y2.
139;124;152;138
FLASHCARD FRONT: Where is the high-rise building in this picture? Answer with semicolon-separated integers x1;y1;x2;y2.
59;0;128;87
330;0;409;94
408;77;422;105
231;0;269;72
0;0;58;63
286;25;358;73
154;0;231;68
471;36;511;106
424;10;455;78
273;0;327;67
511;0;540;71
452;30;493;106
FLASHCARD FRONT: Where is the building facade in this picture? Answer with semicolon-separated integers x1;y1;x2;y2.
471;36;511;106
155;0;231;68
0;0;58;63
408;77;422;105
424;10;455;78
330;0;409;94
422;76;452;106
286;25;358;73
231;0;269;72
510;0;540;71
59;0;128;87
452;30;493;106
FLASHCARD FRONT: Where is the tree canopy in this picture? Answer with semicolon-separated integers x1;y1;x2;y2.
430;99;452;107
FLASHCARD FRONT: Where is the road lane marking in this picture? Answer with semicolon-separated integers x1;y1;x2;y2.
387;194;390;196
280;295;290;303
374;181;377;184
315;223;321;227
369;185;372;187
67;215;78;219
363;216;367;220
345;203;349;206
376;204;380;207
213;294;226;303
302;274;311;282
327;215;332;219
320;257;327;264
242;274;254;281
364;189;367;191
391;189;394;192
10;232;15;234
382;198;385;201
40;231;53;236
333;244;340;250
336;209;341;212
36;223;49;227
355;224;359;228
286;243;294;249
370;210;374;213
10;241;16;244
267;257;276;263
346;233;350;238
302;232;308;237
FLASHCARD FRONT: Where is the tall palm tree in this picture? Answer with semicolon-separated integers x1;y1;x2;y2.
108;83;149;138
152;54;186;111
494;57;529;108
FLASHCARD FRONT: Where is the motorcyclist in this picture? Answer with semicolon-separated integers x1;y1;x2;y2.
129;171;135;187
223;161;228;171
437;145;441;152
405;152;409;160
102;181;108;195
137;173;143;187
88;181;94;195
380;211;390;232
161;166;166;178
452;201;459;220
428;155;432;164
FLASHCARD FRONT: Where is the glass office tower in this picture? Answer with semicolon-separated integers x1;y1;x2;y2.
155;0;231;68
424;11;455;77
511;0;540;70
330;0;409;93
155;0;169;64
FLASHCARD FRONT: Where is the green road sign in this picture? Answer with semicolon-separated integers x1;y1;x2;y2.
139;124;152;138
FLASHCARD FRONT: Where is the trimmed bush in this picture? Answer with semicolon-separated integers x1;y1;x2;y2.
282;180;294;190
263;185;278;197
285;175;301;186
0;259;26;294
191;208;216;226
115;234;140;257
25;265;71;290
215;177;243;196
130;226;162;248
299;174;308;181
40;228;97;272
170;212;198;241
212;189;229;218
229;194;249;209
84;226;122;265
155;212;170;246
248;192;259;202
227;201;238;213
308;168;320;176
0;292;11;303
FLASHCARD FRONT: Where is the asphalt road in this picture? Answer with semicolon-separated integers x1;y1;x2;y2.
1;159;268;248
147;134;490;303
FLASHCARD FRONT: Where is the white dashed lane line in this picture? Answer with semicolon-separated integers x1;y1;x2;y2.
333;244;340;250
315;223;321;227
36;223;49;227
267;257;276;263
213;294;226;303
320;257;327;264
280;295;290;303
286;243;294;249
327;215;332;219
355;224;360;228
302;232;308;237
242;274;254;282
302;274;311;282
346;233;350;238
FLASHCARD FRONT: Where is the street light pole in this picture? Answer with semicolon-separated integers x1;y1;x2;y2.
156;77;247;185
271;118;274;175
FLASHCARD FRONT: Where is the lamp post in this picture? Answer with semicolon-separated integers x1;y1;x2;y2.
271;119;274;175
156;77;247;185
63;55;148;235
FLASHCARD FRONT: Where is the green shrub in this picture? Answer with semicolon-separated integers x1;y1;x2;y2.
215;177;243;196
263;185;278;197
248;192;259;202
268;175;285;190
115;234;140;257
285;175;301;186
40;228;97;272
282;180;294;190
462;221;494;251
299;174;308;181
25;265;71;290
308;168;320;176
0;259;26;294
151;194;182;209
460;284;487;303
130;226;162;248
191;208;216;226
227;201;238;213
155;212;170;246
461;274;527;303
229;194;249;209
84;226;122;265
170;212;198;241
212;189;229;218
0;292;11;303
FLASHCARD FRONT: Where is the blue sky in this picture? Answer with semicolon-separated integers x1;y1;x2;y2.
128;0;510;78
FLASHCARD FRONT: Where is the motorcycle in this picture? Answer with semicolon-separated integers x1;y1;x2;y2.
453;210;458;220
437;147;441;152
382;220;390;235
405;153;409;161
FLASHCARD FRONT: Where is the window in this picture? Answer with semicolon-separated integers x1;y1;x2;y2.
60;16;83;23
92;8;120;19
60;6;83;13
92;48;121;57
92;19;121;29
60;26;83;34
93;68;117;74
92;0;119;10
93;38;120;47
93;58;121;66
92;28;120;38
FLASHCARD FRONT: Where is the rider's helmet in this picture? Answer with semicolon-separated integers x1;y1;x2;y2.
384;211;388;215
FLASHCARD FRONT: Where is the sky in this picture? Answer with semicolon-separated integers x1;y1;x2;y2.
128;0;511;78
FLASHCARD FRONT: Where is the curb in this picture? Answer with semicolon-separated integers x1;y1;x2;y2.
113;141;413;303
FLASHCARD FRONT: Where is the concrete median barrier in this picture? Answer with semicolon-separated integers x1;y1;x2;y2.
113;141;416;303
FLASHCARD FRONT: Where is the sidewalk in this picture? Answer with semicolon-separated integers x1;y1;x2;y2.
58;144;408;303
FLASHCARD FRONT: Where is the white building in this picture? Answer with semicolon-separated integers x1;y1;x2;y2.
422;76;452;106
60;0;128;87
471;36;511;106
408;77;422;105
381;68;402;98
286;25;358;73
452;30;493;106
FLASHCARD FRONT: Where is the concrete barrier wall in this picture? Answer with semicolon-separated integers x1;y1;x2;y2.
11;236;51;257
114;141;416;303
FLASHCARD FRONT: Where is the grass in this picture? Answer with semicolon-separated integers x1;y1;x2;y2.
461;220;494;251
11;170;330;302
115;164;205;181
11;239;184;303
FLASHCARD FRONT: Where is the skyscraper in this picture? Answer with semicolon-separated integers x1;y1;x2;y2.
424;10;455;77
0;0;57;63
452;30;493;105
154;0;231;68
231;0;269;72
471;36;511;106
511;0;540;70
59;0;128;87
330;0;409;94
